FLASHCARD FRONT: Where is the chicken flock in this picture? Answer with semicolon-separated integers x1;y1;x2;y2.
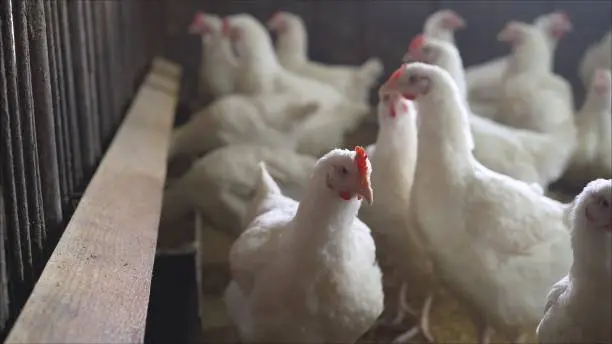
161;8;611;344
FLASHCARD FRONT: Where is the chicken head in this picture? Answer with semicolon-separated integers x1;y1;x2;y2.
377;92;412;120
425;9;466;32
379;63;444;100
322;146;373;204
403;34;442;64
577;179;612;232
266;11;288;32
534;10;573;39
570;179;612;272
496;21;532;44
188;12;209;35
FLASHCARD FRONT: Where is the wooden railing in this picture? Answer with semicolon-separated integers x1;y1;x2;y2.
4;58;181;344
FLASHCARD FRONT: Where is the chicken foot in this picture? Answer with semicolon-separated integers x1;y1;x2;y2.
476;323;495;344
390;287;435;344
373;272;412;329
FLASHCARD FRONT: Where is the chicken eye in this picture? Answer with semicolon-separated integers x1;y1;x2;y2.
408;75;418;84
339;166;349;176
598;197;609;208
382;94;390;102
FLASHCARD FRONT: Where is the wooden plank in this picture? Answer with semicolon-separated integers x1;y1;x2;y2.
4;58;181;344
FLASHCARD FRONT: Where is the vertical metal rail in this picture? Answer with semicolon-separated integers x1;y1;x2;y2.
1;0;34;287
0;0;159;339
14;0;45;270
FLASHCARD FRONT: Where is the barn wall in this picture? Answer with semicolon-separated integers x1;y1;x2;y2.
159;0;611;107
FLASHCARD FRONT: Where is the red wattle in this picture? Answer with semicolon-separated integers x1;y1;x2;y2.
339;191;352;201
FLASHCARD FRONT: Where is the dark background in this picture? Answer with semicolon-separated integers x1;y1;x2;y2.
145;1;611;343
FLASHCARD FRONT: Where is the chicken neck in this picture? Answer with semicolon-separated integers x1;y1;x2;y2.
275;20;308;66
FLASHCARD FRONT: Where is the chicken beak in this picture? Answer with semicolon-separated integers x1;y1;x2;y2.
378;79;396;95
402;51;418;63
358;176;373;205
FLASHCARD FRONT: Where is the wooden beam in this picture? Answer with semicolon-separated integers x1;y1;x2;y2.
4;58;181;344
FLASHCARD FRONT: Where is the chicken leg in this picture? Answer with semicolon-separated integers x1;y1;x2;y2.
477;323;495;344
390;287;435;344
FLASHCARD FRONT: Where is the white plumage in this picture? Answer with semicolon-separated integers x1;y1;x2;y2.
224;14;370;156
579;30;612;88
536;179;611;344
161;145;316;236
168;94;318;160
562;69;612;187
406;35;574;188
267;11;383;105
380;63;573;342
465;11;572;112
224;148;383;343
189;12;237;99
160;7;612;344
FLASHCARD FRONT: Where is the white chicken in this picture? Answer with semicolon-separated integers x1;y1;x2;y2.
160;144;316;236
223;14;370;156
359;93;436;343
380;62;573;343
579;30;611;89
404;34;574;188
536;178;612;344
562;69;612;188
267;11;383;105
224;147;383;343
188;12;237;99
422;9;466;45
168;94;319;161
464;11;572;112
495;20;575;135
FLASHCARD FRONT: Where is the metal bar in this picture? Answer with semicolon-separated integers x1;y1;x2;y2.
123;1;134;93
92;1;112;143
0;185;9;331
105;1;120;126
44;0;69;210
27;0;63;236
51;0;73;202
67;0;95;176
1;0;34;284
125;1;135;91
14;0;45;266
58;0;83;191
82;0;101;161
1;0;159;338
115;1;127;120
0;0;23;323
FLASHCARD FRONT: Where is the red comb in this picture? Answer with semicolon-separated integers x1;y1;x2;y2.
354;146;368;177
408;34;425;53
389;66;404;82
189;11;205;29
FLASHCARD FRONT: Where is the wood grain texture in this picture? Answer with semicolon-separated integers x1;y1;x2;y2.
4;58;181;344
